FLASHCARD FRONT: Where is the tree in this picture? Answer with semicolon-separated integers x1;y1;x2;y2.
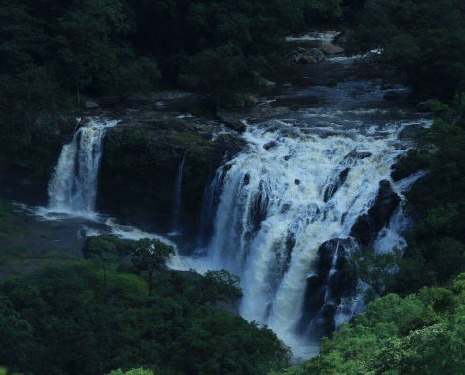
201;269;242;304
84;236;119;287
130;238;175;296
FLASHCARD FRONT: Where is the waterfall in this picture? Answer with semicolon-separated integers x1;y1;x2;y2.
48;117;118;215
170;153;187;235
200;115;431;358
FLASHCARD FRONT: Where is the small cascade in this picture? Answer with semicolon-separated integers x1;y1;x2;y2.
48;117;118;215
196;167;224;250
170;153;187;235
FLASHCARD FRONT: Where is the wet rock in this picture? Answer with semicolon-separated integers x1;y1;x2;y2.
294;179;301;185
243;173;250;186
321;43;345;55
300;238;358;336
281;203;291;213
350;180;401;246
383;90;400;101
263;141;278;150
324;168;350;202
283;155;292;161
249;182;269;232
345;150;372;160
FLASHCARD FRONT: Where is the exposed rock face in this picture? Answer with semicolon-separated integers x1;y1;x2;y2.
350;179;401;246
98;110;245;245
324;168;350;202
301;238;358;336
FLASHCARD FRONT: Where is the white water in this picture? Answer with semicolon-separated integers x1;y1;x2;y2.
286;31;340;43
47;118;118;215
174;114;431;358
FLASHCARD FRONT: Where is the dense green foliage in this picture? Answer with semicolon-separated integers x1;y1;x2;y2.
274;275;465;374
2;0;465;373
389;96;465;294
0;0;345;122
353;0;465;99
0;260;290;375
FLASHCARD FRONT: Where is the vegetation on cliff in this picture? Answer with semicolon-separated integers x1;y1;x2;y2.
273;275;465;375
353;0;465;99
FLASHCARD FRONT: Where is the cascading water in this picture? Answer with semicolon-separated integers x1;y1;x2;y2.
48;118;118;215
188;106;431;357
169;153;187;235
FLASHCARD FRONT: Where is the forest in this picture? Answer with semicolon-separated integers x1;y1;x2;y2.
1;0;465;374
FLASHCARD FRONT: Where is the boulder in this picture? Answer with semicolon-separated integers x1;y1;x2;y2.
263;141;278;150
345;150;372;160
321;43;345;55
